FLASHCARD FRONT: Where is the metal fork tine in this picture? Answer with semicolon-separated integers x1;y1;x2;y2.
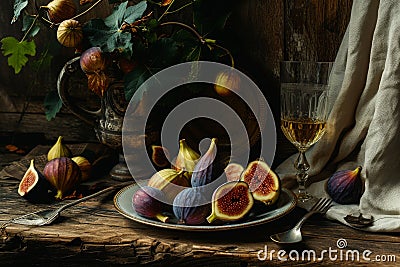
320;199;333;214
310;197;325;212
310;198;333;214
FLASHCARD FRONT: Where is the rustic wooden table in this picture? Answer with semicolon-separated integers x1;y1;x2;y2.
0;145;399;266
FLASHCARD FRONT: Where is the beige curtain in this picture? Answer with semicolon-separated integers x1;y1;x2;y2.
276;0;400;232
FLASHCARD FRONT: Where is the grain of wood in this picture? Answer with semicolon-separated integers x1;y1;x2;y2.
1;184;399;266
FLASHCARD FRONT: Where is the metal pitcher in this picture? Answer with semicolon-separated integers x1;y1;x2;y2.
57;57;132;181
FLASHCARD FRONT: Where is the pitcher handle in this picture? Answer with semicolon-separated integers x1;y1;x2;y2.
57;57;101;126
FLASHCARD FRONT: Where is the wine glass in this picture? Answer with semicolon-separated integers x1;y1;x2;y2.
280;61;333;202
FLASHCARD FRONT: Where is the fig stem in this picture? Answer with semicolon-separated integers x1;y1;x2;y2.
157;0;176;21
158;22;234;67
206;213;216;223
155;213;169;223
212;43;235;68
55;190;64;200
69;0;104;23
36;0;105;27
164;1;197;15
160;21;205;44
20;13;41;42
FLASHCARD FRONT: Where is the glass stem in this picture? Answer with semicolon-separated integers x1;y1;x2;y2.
295;150;310;200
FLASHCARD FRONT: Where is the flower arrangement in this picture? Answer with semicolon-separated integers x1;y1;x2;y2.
1;0;235;119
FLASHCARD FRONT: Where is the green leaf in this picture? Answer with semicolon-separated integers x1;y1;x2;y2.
1;37;36;74
84;19;133;54
124;1;147;24
104;1;128;29
22;14;41;39
44;90;63;121
12;0;28;24
30;49;53;73
150;38;178;67
193;0;231;36
124;65;151;101
84;1;146;55
147;19;159;31
172;29;201;62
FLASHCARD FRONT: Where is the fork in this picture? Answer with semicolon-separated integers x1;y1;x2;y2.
1;182;133;228
270;197;333;244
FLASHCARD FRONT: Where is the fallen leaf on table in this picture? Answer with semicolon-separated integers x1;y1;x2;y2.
5;144;18;152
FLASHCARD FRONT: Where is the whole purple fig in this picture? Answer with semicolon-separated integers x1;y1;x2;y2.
173;188;211;225
326;166;364;204
191;138;217;187
132;186;169;223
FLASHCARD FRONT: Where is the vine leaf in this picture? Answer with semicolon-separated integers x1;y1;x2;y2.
22;14;41;39
124;65;151;101
104;1;129;28
12;0;28;24
84;1;147;55
123;1;147;24
44;90;63;121
150;38;178;67
0;37;36;74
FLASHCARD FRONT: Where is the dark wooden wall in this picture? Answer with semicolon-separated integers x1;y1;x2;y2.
0;0;352;160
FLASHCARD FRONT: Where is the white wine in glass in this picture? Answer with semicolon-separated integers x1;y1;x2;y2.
280;62;332;201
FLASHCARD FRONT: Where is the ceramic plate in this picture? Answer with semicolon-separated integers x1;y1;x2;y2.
114;183;297;231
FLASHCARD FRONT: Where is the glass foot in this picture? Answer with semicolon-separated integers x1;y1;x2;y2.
296;191;313;202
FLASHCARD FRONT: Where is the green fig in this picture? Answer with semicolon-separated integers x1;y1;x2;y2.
47;136;72;161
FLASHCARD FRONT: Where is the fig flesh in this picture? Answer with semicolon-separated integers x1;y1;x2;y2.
132;186;169;223
173;188;211;225
207;181;253;223
224;163;244;182
18;160;50;203
151;145;170;168
241;160;280;206
327;166;364;204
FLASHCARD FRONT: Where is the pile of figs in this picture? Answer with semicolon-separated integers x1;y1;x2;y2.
18;136;93;202
132;138;282;225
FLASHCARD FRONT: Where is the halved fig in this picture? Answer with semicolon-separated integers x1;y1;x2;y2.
18;160;51;203
241;160;280;206
207;181;254;223
224;163;244;182
151;145;170;168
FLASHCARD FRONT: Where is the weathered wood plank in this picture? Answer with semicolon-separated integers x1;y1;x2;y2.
1;184;399;266
284;0;352;61
232;0;284;77
0;112;96;142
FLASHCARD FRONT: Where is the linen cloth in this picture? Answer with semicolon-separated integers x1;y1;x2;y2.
276;0;400;232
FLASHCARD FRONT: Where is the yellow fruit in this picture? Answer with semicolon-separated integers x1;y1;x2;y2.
45;0;77;24
214;69;241;96
47;136;72;161
172;139;200;176
147;169;190;203
71;156;92;181
57;19;83;48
